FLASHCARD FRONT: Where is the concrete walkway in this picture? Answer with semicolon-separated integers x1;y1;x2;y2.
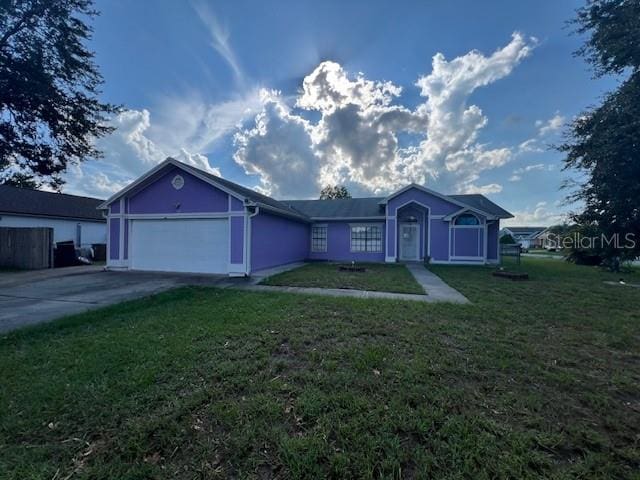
247;262;306;285
235;262;469;304
241;284;434;302
405;263;469;304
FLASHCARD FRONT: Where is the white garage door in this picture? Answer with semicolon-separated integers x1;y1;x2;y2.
130;218;229;274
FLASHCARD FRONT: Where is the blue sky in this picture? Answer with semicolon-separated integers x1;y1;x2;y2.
66;0;616;225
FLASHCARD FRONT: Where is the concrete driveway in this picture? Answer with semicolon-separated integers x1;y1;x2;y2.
0;266;229;334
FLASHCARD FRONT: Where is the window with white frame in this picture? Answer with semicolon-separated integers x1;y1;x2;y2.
311;225;327;252
454;213;480;226
350;225;382;252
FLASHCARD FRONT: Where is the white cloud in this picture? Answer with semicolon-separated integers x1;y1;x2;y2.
192;1;245;86
536;112;565;136
234;33;536;198
503;201;568;227
63;90;262;197
516;112;566;155
508;162;554;182
462;183;503;194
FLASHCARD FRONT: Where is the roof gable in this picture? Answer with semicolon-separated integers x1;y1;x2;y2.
100;158;309;222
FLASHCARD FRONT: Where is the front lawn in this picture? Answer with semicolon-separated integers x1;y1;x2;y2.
1;258;639;478
261;262;425;294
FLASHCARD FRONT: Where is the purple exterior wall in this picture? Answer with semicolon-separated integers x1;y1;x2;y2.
123;220;129;259
388;189;460;217
230;196;244;212
230;216;244;265
386;218;396;258
308;221;386;262
109;218;119;260
251;212;309;271
487;221;499;260
110;202;120;214
451;227;484;258
429;220;449;261
128;167;229;214
387;189;461;261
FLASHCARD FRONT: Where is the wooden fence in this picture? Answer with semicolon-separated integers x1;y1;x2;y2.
0;227;54;269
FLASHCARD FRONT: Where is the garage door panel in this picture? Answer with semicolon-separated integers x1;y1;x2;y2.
130;219;228;274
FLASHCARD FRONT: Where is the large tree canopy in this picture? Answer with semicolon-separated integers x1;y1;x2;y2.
0;0;118;189
560;0;640;261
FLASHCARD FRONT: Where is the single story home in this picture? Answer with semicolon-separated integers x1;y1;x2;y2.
500;226;546;250
0;185;106;248
100;158;513;276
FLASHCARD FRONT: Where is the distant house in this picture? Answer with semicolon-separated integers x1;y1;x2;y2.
0;185;106;248
500;226;546;250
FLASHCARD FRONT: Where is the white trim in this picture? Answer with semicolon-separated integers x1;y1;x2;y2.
450;256;485;261
243;212;249;275
450;211;482;226
247;207;260;274
126;212;231;220
0;211;106;223
444;207;496;222
379;183;505;219
385;256;396;263
248;201;310;222
349;223;383;253
106;214;111;267
399;223;420;261
311;216;386;221
97;157;245;210
310;224;328;253
348;222;384;227
448;219;451;261
380;183;464;207
392;199;431;261
118;198;125;264
483;219;488;261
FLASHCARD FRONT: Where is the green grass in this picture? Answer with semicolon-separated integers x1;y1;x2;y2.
261;262;425;294
1;258;639;479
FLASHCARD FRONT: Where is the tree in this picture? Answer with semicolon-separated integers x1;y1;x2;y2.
0;171;39;188
319;185;351;200
499;233;516;245
559;0;640;263
0;0;119;190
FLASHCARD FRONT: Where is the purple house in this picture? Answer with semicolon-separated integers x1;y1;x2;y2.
99;158;513;276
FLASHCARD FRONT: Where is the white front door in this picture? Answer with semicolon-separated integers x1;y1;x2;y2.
399;223;419;261
130;218;229;274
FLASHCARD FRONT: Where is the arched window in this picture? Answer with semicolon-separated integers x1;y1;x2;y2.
454;213;479;226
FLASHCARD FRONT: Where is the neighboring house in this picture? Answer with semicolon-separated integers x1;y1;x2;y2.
0;185;107;248
100;158;513;276
500;226;546;250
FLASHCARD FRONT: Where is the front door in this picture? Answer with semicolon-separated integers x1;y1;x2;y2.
399;223;419;261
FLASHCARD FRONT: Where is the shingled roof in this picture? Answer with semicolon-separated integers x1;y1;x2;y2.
101;158;513;221
448;194;513;218
284;197;385;219
0;185;106;221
